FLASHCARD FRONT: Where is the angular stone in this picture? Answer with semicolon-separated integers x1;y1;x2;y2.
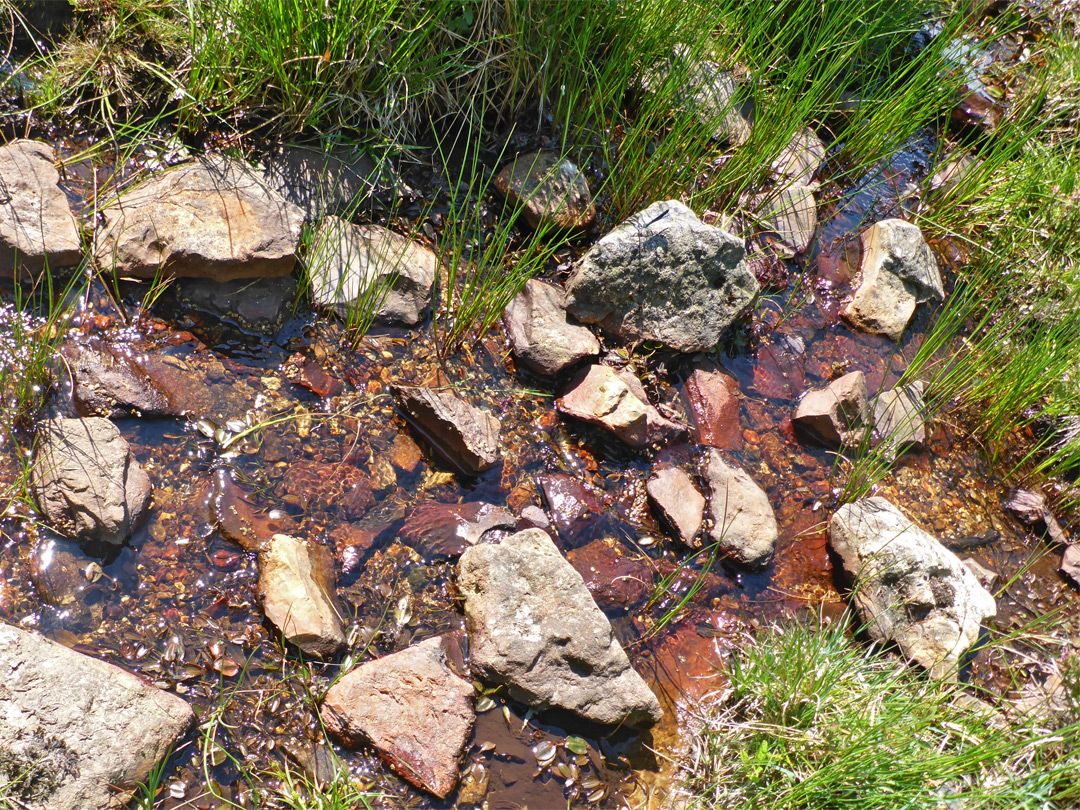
1061;545;1080;587
95;157;303;281
308;217;437;326
647;467;705;547
257;533;346;658
173;274;298;335
841;219;942;340
61;339;177;418
566;538;652;611
872;381;926;459
829;497;996;678
502;279;600;375
793;371;869;447
536;472;605;541
0;139;83;278
458;529;663;727
392;386;500;474
565;200;759;352
1005;489;1068;546
771;128;826;186
494;151;595;230
32;417;152;545
555;364;686;448
685;366;742;450
0;623;194;810
754;184;817;257
400;500;516;559
703;449;777;567
210;469;295;552
321;636;474;799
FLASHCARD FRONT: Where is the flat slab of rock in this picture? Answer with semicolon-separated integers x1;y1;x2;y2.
257;533;346;657
61;339;178;418
793;370;869;447
321;636;474;799
829;497;996;678
502;279;600;375
0;139;83;278
771;128;826;185
210;469;295;552
400;500;516;558
841;219;942;340
309;217;437;326
32;417;152;545
0;622;194;810
556;364;686;448
173;274;298;334
754;184;817;257
565;200;758;352
647;467;705;547
872;381;926;459
458;529;662;727
392;386;500;474
703;450;777;567
95;157;303;281
495;151;595;230
685;366;742;450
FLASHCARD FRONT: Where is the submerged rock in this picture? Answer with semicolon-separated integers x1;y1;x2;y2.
792;370;870;447
173;274;298;335
392;386;501;474
494;151;595;230
753;184;817;257
0;623;194;810
0;139;83;278
400;500;516;558
257;533;346;658
872;381;927;459
647;467;705;547
210;469;295;552
308;217;438;326
841;219;943;340
565;200;758;352
566;538;652;611
95;156;303;281
321;636;474;799
536;472;606;541
555;364;686;448
61;339;177;418
502;279;600;376
685;365;742;450
32;417;152;545
458;529;663;727
829;497;996;678
703;449;777;567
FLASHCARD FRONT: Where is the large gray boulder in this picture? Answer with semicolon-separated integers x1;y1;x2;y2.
0;139;83;278
0;622;194;810
829;497;996;678
321;636;474;798
95;157;303;281
703;449;777;567
458;529;663;727
308;217;438;326
31;417;152;545
565;200;758;352
841;219;943;340
502;279;600;375
257;533;346;657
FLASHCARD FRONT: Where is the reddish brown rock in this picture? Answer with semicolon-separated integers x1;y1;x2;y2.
502;279;600;375
536;473;606;541
210;469;295;552
277;460;375;520
393;386;501;474
321;636;475;799
400;501;516;558
566;538;652;611
389;432;424;473
61;339;178;418
685;367;742;450
647;467;706;547
283;354;343;398
329;524;380;575
792;370;869;447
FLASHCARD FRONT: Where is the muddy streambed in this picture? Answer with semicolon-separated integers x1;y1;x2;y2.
1;124;1078;810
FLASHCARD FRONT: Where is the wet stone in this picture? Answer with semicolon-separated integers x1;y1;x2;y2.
0;139;83;278
502;279;600;376
685;366;742;450
536;472;605;542
873;381;927;460
400;500;516;559
29;536;97;624
1005;488;1068;546
276;460;375;521
703;449;778;568
389;432;423;473
32;417;153;545
792;370;870;447
308;217;438;326
829;497;996;678
257;533;346;658
566;538;652;612
0;623;195;810
565;200;759;352
95;156;303;281
458;528;663;727
647;467;705;547
61;338;177;418
494;150;596;230
392;386;501;475
172;274;298;335
321;636;475;799
210;469;295;552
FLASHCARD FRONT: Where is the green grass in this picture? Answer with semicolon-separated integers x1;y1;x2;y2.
678;615;1080;810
